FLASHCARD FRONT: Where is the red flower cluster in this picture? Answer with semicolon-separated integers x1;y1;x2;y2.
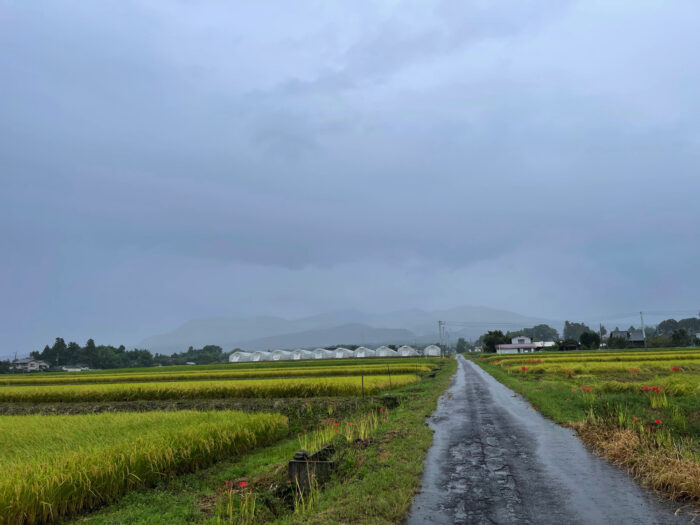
629;368;639;374
239;481;248;488
641;385;663;392
562;369;573;374
521;366;528;371
671;366;681;372
632;417;638;421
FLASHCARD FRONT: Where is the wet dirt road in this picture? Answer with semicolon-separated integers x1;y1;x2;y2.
407;355;685;525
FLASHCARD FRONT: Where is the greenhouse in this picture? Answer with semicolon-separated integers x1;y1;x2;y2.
397;345;419;357
353;346;375;358
292;349;314;360
333;347;354;359
375;346;398;357
229;351;252;363
423;344;442;357
313;348;334;359
251;351;272;362
271;349;293;361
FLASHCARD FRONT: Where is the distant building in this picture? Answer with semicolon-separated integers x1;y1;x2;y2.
11;358;50;372
496;336;538;354
609;330;645;347
61;364;90;372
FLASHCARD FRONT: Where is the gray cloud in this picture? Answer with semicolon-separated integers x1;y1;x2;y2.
1;1;699;352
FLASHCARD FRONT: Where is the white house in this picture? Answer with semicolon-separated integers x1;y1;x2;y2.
397;345;419;357
229;351;252;363
496;336;538;354
11;358;50;372
423;345;442;357
376;346;398;357
353;346;375;358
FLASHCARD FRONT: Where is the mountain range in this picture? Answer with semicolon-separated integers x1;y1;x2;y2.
139;305;560;354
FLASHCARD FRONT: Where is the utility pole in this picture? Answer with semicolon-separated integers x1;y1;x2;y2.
438;320;445;357
640;311;648;351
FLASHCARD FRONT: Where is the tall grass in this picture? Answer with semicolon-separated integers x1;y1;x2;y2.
0;410;287;524
0;375;420;403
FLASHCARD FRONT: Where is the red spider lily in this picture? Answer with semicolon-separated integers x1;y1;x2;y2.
651;386;659;391
632;417;638;421
333;422;339;426
671;366;681;371
571;389;577;393
334;429;339;433
654;420;662;425
505;365;511;369
629;368;639;374
563;369;573;374
536;359;542;363
641;385;650;391
584;388;591;392
521;366;528;371
239;481;248;488
379;407;384;412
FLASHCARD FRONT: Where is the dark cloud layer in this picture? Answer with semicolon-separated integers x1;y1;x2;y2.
1;1;699;352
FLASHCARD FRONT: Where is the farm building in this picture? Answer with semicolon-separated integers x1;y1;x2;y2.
251;351;272;362
333;347;354;359
10;358;50;372
292;349;314;360
229;351;252;363
376;346;398;357
271;350;293;361
423;345;442;357
397;345;419;357
313;348;334;359
353;346;375;358
496;336;538;355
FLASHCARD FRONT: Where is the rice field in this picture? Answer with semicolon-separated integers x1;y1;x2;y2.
0;363;435;386
0;374;420;403
0;410;287;524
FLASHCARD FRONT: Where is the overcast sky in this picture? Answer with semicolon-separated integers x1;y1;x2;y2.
2;1;699;353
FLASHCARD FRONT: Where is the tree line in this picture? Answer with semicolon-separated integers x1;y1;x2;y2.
469;317;699;353
1;338;231;373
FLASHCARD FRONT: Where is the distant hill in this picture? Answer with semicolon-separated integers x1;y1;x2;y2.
235;323;415;350
138;305;560;354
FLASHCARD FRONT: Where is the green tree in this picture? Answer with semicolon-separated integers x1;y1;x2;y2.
579;331;601;350
671;329;689;347
456;338;467;353
521;324;559;341
563;321;591;342
481;331;509;353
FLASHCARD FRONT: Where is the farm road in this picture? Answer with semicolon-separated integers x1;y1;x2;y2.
407;355;685;525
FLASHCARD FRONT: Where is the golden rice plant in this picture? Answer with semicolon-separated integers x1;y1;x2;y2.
0;375;420;403
0;364;434;386
0;410;287;524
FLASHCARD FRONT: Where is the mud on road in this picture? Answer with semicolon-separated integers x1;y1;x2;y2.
407;355;686;525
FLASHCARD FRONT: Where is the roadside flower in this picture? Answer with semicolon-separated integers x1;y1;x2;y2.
239;481;248;488
671;366;681;371
654;420;662;424
521;366;528;371
334;429;339;433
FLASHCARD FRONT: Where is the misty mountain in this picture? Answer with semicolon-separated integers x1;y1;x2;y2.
138;305;560;354
235;323;415;351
